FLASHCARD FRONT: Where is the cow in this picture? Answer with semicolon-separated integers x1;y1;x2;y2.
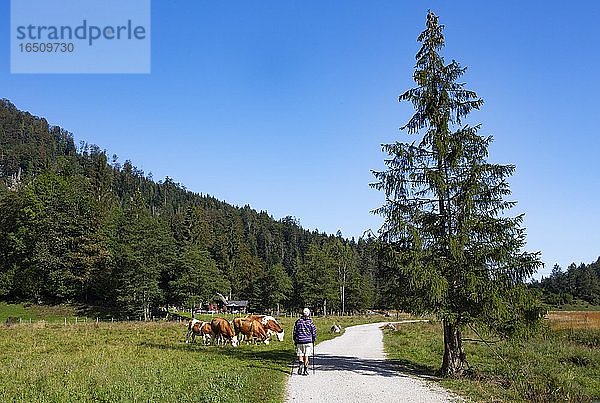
185;318;200;343
185;319;212;344
247;315;285;342
233;317;270;345
210;317;239;347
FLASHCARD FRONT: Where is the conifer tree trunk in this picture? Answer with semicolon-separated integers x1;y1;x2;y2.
441;319;466;376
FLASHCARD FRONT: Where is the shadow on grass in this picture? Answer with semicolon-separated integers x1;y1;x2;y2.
389;358;439;380
139;341;440;381
139;341;296;375
75;304;119;320
219;346;296;374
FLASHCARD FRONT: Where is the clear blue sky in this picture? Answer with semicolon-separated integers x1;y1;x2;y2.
1;1;599;278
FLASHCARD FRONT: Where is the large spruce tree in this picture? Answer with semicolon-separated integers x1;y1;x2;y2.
372;11;544;376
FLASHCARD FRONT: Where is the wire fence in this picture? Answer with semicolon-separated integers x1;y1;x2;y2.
3;315;189;327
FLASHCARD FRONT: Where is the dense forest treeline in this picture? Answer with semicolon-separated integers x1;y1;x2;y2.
531;259;600;307
0;99;384;318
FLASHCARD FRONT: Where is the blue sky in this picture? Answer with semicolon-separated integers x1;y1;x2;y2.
1;1;599;278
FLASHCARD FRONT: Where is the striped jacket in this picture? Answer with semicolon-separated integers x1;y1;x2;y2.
293;316;317;344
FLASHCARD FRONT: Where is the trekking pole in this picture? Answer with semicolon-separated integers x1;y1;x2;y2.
312;342;315;374
291;343;297;376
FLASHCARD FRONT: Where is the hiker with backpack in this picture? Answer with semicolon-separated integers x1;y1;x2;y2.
293;308;317;375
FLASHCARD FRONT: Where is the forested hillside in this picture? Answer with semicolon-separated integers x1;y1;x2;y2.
0;99;383;318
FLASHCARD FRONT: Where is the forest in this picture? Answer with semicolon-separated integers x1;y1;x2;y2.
531;260;600;307
0;99;383;318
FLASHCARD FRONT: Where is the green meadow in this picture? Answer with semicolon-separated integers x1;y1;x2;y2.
1;321;284;402
6;303;597;402
0;303;381;402
383;318;600;402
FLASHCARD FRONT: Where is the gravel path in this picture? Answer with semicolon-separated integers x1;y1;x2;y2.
285;322;458;402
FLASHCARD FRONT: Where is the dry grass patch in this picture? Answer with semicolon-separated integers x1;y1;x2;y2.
547;311;600;330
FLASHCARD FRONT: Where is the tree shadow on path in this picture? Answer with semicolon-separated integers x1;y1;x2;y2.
311;354;440;381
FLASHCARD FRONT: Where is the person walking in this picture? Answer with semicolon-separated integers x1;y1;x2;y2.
293;307;317;375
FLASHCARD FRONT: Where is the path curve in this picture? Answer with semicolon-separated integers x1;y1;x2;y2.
285;322;458;402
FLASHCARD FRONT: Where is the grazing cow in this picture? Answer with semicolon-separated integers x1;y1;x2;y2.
247;315;285;342
186;319;212;344
210;317;239;347
186;318;200;343
233;317;270;345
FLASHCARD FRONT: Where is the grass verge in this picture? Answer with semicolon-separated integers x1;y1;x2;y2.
383;318;600;402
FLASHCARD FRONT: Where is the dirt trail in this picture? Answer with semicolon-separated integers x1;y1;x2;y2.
285;322;459;402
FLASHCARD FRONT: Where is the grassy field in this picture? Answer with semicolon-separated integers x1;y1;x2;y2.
9;302;597;402
0;303;385;402
383;313;600;402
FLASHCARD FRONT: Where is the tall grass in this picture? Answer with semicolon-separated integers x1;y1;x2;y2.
383;314;600;402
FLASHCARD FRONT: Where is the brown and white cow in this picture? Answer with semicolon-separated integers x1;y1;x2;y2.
210;317;239;347
185;319;212;345
247;315;285;342
233;317;270;345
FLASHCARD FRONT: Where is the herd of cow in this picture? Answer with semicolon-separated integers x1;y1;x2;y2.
185;315;285;347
